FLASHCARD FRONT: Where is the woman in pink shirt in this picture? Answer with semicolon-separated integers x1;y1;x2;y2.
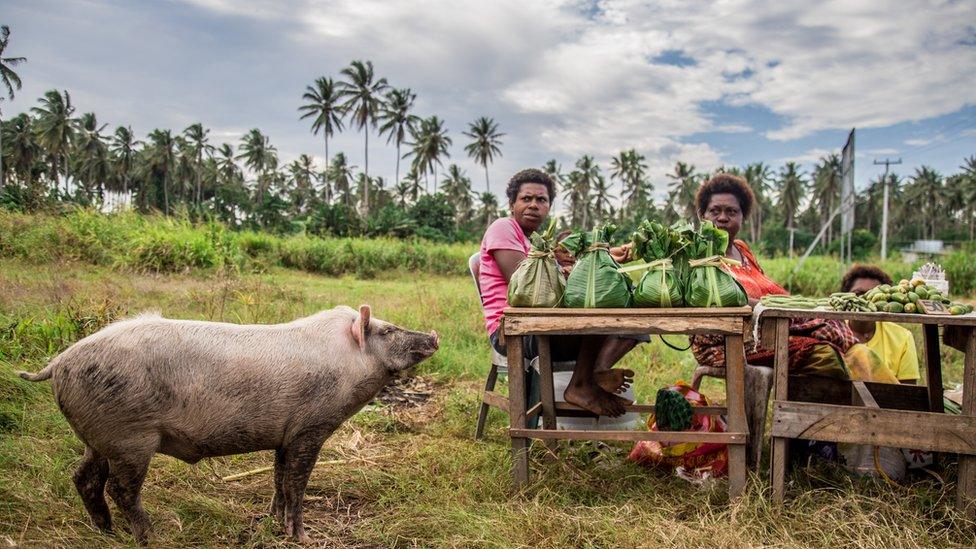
480;169;645;417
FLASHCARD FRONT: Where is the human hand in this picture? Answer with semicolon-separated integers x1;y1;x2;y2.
609;242;634;263
553;244;576;267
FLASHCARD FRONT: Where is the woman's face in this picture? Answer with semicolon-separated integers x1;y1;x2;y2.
510;182;551;233
701;193;744;240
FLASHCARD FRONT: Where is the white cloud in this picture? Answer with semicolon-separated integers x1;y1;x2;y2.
904;137;938;147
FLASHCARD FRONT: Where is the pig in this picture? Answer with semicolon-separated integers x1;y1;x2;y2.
17;304;438;545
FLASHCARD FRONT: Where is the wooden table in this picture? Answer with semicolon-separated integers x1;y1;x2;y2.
501;307;753;498
761;308;976;516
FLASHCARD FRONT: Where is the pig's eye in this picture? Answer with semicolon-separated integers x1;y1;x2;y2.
382;327;394;335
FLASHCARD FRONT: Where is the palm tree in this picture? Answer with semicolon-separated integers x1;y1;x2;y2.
590;173;615;222
478;191;499;228
183;123;212;206
610;149;649;219
288;154;318;216
960;155;976;240
440;164;475;220
406;116;451;193
811;153;841;246
666;161;699;221
777;161;807;257
2;113;41;192
236;128;277;215
298;76;344;180
905;166;944;239
0;25;27;189
743;162;773;242
327;152;356;207
142;129;177;214
110;126;137;202
542;159;564;188
338;60;389;214
377;88;418;186
73;112;110;203
564;156;600;229
462;116;504;193
31;89;76;197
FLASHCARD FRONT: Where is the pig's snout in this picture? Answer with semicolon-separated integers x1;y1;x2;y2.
431;331;439;349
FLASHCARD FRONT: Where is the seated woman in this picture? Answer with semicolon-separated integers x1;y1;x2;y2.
686;173;856;378
841;265;919;384
480;168;644;417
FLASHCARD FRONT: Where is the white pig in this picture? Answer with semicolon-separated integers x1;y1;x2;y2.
17;304;438;544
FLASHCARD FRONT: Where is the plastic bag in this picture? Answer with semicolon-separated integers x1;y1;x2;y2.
626;220;686;307
627;381;728;478
508;220;565;308
561;224;632;308
684;221;747;307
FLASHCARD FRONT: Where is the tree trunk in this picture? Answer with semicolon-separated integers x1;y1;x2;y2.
324;134;330;203
788;216;795;258
484;163;490;194
395;142;401;186
0;114;4;190
363;131;369;216
163;172;170;216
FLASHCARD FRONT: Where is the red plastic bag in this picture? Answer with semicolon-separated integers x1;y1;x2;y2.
627;381;728;478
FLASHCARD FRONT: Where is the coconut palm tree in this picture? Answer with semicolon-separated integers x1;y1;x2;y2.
2;112;40;192
72;112;110;203
905;166;944;239
298;76;344;179
743;162;773;242
236;128;277;216
288;154;318;216
327;152;356;207
542;159;564;189
110;126;137;202
666;161;699;221
31;89;76;197
590;173;615;223
377;88;418;186
610;149;649;219
141;129;177;214
183;123;212;206
776;161;807;257
406;116;451;193
338;60;389;214
462;116;504;193
478;191;499;228
811;153;841;246
440;164;475;220
0;25;26;188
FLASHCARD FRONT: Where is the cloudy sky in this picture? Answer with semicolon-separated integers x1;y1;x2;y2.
5;0;975;205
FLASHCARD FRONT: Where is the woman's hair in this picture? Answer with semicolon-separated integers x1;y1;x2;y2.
841;264;894;292
506;169;556;205
695;173;755;219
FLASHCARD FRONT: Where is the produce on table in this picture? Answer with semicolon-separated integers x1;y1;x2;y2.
759;295;830;309
626;220;687;308
683;221;748;308
508;219;565;308
561;224;632;308
759;280;975;315
653;388;694;431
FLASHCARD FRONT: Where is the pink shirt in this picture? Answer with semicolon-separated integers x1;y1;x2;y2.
480;217;530;335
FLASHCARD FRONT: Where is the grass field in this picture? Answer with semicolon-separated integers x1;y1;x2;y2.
2;255;975;548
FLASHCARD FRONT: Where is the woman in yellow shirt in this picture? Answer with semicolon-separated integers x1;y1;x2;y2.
841;265;920;384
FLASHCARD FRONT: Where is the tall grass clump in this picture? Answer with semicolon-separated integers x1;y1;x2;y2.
120;221;244;273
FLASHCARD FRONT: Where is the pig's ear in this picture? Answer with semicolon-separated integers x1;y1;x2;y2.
350;304;371;351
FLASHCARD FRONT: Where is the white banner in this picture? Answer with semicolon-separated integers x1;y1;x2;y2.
840;128;855;235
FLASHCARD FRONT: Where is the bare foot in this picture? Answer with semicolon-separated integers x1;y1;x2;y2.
564;383;633;417
593;368;634;394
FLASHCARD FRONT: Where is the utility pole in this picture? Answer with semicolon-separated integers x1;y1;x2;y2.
874;158;902;261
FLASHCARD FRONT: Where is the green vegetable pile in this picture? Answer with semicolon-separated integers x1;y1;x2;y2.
507;219;565;308
627;220;687;307
862;279;974;315
683;221;748;308
561;224;632;308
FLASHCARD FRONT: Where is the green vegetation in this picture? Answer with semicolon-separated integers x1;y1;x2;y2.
1;255;974;547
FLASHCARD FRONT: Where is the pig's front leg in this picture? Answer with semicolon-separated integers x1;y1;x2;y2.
270;448;286;524
281;433;329;544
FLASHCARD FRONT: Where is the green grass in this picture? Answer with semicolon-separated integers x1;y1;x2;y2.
1;256;974;547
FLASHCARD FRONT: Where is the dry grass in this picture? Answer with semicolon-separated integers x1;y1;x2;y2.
1;257;974;548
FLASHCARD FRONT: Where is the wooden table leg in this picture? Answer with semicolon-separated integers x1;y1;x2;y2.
923;324;944;413
507;335;529;488
957;328;976;517
770;318;790;504
537;336;558;452
725;333;747;499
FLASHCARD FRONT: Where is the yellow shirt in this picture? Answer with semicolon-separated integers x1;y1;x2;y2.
865;322;920;381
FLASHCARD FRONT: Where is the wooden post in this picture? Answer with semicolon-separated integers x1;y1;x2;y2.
771;318;790;504
507;335;529;488
537;335;558;452
923;324;944;413
725;333;748;498
958;328;976;517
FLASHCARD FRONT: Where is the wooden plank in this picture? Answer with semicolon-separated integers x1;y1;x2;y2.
551;402;727;416
536;336;558;452
725;334;748;499
771;318;790;505
504;315;743;336
510;428;746;444
958;329;976;517
506;335;529;488
526;402;541;421
503;307;752;318
944;325;970;353
787;376;930;411
924;324;944;413
760;319;777;348
482;391;508;412
759;308;976;327
851;381;880;409
771;401;976;455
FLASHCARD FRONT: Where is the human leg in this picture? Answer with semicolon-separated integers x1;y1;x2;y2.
562;335;632;417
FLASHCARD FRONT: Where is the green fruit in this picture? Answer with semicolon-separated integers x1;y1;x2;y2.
871;293;888;303
655;388;693;431
894;286;909;294
890;293;908;305
907;292;920;303
912;279;925;287
885;302;904;314
949;305;966;315
878;284;891;292
915;288;929;300
904;303;917;314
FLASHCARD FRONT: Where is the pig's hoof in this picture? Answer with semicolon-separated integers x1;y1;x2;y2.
292;531;312;544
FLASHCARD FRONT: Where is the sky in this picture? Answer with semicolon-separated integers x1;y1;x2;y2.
4;0;975;208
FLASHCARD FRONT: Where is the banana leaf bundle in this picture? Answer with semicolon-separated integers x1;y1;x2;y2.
508;220;565;308
683;221;748;308
625;220;687;307
561;224;632;308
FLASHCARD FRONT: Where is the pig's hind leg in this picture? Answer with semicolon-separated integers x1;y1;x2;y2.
105;446;155;545
269;448;286;524
280;433;329;544
73;446;112;533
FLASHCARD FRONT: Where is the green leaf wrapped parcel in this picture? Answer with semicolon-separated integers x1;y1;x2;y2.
507;220;565;308
626;220;687;307
561;224;632;308
683;221;748;308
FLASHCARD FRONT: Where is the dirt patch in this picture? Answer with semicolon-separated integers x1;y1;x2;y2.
374;375;435;409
